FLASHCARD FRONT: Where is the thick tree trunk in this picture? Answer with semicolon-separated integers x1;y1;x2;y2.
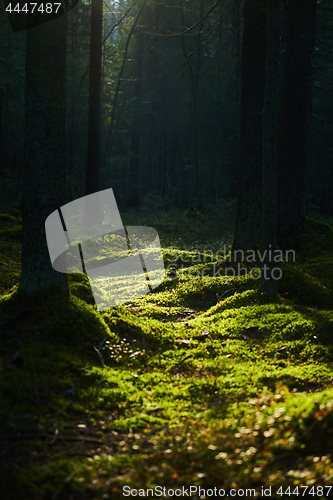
233;0;267;251
278;0;317;244
19;16;68;295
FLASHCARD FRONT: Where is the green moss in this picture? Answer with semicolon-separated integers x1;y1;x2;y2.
1;210;333;497
302;256;333;292
68;273;95;305
13;455;84;500
0;289;112;348
0;224;22;241
0;213;21;225
279;263;332;308
296;217;333;258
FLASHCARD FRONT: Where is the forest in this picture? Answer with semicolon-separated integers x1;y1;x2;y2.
1;0;333;498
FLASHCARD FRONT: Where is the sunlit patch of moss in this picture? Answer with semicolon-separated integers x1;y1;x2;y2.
140;273;257;310
162;248;216;269
102;308;176;352
194;294;333;349
201;289;263;317
125;303;196;322
68;273;95;305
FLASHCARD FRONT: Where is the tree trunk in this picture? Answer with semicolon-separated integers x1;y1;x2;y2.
86;0;103;196
179;0;203;207
127;27;144;208
278;0;317;244
103;6;142;172
19;16;68;295
0;88;4;176
261;0;281;299
233;0;267;251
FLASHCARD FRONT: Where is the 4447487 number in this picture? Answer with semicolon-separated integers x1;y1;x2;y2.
5;3;62;14
277;485;332;496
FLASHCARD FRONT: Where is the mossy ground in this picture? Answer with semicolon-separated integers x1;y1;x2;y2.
1;208;333;499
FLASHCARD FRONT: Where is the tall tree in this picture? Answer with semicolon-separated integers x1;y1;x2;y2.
233;0;267;251
127;20;145;207
310;0;333;218
180;0;204;207
86;0;103;196
0;88;5;175
103;6;142;173
278;0;317;244
261;0;281;299
19;16;68;294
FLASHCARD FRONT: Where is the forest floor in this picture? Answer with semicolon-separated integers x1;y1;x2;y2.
1;205;333;499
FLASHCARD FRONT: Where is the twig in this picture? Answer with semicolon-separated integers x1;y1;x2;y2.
217;287;238;301
93;345;105;368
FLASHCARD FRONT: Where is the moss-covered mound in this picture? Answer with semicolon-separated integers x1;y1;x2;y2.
0;290;111;349
1;210;333;499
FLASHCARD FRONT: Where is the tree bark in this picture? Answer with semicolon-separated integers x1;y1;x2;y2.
233;0;267;251
261;0;281;299
127;26;145;208
278;0;317;244
19;15;68;295
86;0;103;196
